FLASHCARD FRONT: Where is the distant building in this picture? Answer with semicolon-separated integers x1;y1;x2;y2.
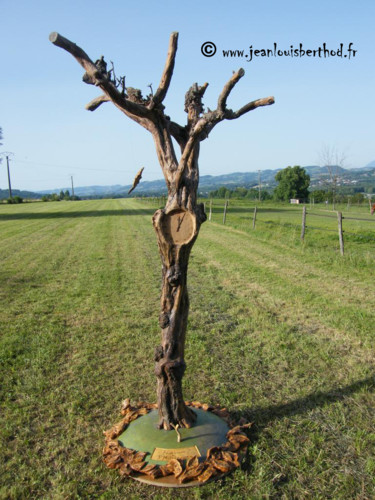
290;199;301;204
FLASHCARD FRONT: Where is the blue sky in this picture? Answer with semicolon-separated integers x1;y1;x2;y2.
1;0;374;191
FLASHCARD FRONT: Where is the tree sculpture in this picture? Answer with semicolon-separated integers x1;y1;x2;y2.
49;32;274;432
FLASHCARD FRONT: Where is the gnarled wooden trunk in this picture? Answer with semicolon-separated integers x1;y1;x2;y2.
153;178;206;430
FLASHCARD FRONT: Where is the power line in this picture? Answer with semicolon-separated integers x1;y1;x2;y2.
13;159;129;173
13;158;160;176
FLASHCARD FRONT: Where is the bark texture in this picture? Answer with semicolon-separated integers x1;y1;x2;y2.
50;31;274;430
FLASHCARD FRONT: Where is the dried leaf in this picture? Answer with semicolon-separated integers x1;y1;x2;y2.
103;440;121;457
197;465;219;483
191;401;202;408
120;448;138;463
129;451;148;464
104;418;128;439
222;451;240;467
223;439;241;451
186;456;199;469
104;453;123;469
168;458;184;478
120;398;131;413
227;424;251;436
129;461;146;472
123;410;138;424
144;402;158;410
228;433;250;446
206;446;223;460
141;464;163;479
159;463;175;477
210;458;235;473
179;463;206;483
119;463;133;476
212;408;230;421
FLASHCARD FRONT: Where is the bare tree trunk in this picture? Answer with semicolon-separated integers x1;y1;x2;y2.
152;154;206;430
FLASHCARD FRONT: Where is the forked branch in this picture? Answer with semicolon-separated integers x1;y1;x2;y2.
217;68;245;113
49;32;151;121
174;69;274;188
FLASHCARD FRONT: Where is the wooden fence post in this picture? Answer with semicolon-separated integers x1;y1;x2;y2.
301;206;306;241
209;200;212;221
337;211;344;256
252;206;257;229
223;200;228;224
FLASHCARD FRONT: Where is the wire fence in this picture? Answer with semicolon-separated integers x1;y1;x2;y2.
138;197;375;255
204;200;375;256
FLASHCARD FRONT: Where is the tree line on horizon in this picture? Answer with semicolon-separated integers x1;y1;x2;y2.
208;165;369;204
41;190;80;202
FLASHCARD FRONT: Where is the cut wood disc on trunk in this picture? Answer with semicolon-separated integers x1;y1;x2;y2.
159;209;195;246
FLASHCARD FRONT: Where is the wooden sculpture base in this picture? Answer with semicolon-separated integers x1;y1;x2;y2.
118;408;229;487
103;400;252;488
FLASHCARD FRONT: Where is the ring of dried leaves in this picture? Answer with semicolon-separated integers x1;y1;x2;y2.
103;399;252;484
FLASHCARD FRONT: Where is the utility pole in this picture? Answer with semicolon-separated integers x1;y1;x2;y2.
6;156;12;199
258;170;261;202
0;152;14;199
71;175;75;198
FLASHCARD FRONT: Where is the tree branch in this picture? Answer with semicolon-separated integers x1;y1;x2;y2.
217;68;244;112
174;118;206;188
49;32;151;120
225;96;275;119
169;120;188;148
85;94;110;111
150;32;178;109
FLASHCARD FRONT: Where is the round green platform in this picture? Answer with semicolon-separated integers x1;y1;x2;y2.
117;407;230;487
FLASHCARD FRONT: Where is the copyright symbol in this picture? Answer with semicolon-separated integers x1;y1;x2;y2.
201;41;216;57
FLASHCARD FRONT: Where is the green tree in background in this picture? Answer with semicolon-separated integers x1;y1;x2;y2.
274;165;310;201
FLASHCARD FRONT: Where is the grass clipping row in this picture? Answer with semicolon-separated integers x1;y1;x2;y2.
103;399;251;484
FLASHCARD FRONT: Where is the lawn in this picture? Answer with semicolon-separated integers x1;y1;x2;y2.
1;198;374;499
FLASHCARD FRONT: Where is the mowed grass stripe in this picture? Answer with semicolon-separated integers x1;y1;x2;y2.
0;200;103;252
196;222;375;345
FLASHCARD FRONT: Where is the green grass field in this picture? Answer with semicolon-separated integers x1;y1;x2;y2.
1;198;374;499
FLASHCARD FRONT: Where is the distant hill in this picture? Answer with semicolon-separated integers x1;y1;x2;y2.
4;161;374;200
353;160;375;172
0;188;41;200
47;163;373;198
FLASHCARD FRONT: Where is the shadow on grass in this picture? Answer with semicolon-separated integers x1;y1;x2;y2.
237;375;374;473
0;209;156;220
243;375;374;426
